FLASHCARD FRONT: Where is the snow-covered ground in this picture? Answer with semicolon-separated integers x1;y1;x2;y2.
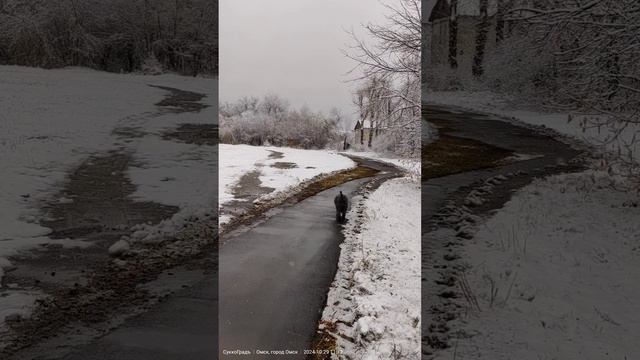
320;176;421;359
423;117;437;147
425;90;640;162
219;144;355;224
0;66;216;318
434;171;640;360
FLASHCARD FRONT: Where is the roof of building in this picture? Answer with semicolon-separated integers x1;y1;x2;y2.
429;0;501;22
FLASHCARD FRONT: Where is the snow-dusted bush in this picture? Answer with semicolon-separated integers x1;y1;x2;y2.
481;35;556;100
425;64;482;92
502;1;640;178
219;95;340;149
140;55;164;75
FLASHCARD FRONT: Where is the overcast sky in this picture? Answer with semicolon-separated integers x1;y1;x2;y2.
220;0;389;119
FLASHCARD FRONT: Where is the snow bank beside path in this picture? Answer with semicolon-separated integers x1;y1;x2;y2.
219;144;355;222
321;177;421;359
439;171;640;360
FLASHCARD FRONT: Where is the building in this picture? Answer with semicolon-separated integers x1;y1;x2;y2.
353;120;385;147
429;0;530;76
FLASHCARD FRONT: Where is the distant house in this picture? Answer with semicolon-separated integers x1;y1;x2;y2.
429;0;530;76
353;120;385;147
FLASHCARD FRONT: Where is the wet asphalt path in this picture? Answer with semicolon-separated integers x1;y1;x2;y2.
421;104;582;229
219;158;399;359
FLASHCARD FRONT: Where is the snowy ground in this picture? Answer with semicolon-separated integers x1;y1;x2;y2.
0;66;216;325
425;90;640;162
424;121;436;146
218;144;355;224
433;171;640;360
320;176;421;359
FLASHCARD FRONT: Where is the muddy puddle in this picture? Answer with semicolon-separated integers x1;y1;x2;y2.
423;134;513;179
271;162;297;169
221;170;275;221
267;150;284;159
149;85;209;113
5;152;178;291
422;107;514;180
162;123;218;146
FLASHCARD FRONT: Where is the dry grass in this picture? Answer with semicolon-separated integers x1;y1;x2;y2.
221;166;379;236
295;166;379;201
422;135;513;180
307;320;339;360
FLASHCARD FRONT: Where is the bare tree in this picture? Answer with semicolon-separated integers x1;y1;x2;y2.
505;0;640;174
345;0;421;157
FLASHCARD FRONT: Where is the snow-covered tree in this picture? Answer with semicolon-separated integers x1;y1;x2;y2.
0;0;218;75
346;0;422;157
505;0;640;172
219;95;341;150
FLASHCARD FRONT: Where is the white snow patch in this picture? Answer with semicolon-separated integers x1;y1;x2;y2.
0;290;40;326
321;177;421;359
438;171;640;360
219;144;355;223
108;239;130;258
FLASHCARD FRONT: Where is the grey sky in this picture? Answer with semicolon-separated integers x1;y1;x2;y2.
220;0;389;119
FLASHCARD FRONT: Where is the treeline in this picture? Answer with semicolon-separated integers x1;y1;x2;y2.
219;95;341;149
0;0;218;75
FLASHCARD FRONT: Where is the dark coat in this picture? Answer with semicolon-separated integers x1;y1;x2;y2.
334;192;349;213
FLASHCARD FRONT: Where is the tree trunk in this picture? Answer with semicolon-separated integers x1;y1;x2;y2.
448;0;458;69
472;0;489;77
174;0;179;38
496;0;504;44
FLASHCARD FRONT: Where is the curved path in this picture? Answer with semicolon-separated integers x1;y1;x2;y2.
422;104;583;229
219;157;399;359
421;105;585;355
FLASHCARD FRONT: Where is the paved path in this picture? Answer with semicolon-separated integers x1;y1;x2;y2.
219;158;398;359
